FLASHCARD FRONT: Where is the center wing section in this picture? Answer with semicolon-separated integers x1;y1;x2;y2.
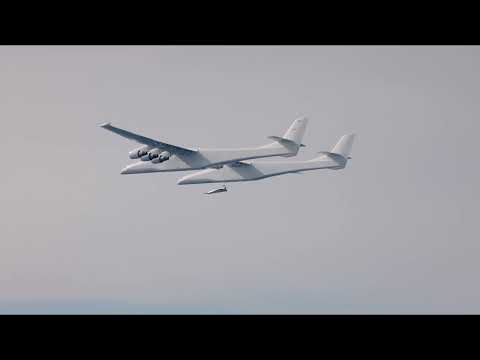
208;161;251;169
228;161;251;167
99;123;197;155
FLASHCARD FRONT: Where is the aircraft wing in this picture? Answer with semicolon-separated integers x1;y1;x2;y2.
99;123;197;155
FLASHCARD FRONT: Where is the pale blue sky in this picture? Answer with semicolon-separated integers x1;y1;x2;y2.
1;46;479;314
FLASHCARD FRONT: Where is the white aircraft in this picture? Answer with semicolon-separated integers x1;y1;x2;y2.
177;134;355;185
204;185;227;195
99;118;308;174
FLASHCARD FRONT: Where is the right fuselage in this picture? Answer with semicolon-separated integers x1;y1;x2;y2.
177;155;346;185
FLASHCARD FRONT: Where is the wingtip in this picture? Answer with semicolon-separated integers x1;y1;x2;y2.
98;122;111;128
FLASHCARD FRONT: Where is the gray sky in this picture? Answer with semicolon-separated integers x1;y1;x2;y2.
1;46;479;314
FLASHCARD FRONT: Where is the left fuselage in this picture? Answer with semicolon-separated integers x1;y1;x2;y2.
120;144;294;174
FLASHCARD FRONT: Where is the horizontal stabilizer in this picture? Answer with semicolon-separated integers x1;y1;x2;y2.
267;136;306;147
317;151;352;160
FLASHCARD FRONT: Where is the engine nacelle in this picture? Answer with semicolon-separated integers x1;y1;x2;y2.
140;148;161;161
152;151;170;164
129;145;153;159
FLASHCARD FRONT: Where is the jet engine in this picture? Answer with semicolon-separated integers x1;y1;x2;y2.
129;145;153;159
140;148;160;161
152;151;171;163
140;149;170;163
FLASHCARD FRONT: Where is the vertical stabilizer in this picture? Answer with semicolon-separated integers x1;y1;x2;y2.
330;134;355;158
283;117;308;146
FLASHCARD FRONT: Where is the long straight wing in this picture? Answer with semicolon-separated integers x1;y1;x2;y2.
99;123;197;155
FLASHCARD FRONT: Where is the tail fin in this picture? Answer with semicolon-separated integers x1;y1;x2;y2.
330;134;355;159
283;117;308;146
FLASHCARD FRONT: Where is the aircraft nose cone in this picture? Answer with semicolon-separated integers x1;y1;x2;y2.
177;174;197;185
177;177;189;185
178;169;215;185
120;165;134;174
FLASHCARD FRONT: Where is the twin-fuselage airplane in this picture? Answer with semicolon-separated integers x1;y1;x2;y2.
100;118;308;174
177;134;355;185
100;117;355;191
